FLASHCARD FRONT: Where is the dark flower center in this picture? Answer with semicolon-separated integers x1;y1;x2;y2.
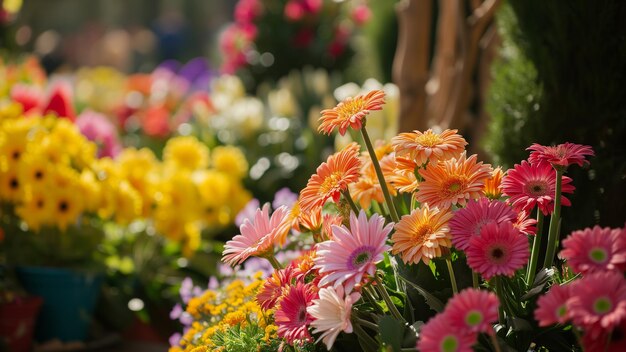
9;178;18;189
59;201;69;212
35;170;43;180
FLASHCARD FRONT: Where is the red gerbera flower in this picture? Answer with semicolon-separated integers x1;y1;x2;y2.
527;142;594;171
275;282;317;345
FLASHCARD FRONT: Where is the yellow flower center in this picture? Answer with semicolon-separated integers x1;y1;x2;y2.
319;172;344;195
411;223;433;243
416;132;443;147
443;177;466;196
336;98;366;120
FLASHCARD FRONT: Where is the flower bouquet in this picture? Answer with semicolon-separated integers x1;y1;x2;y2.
169;88;625;352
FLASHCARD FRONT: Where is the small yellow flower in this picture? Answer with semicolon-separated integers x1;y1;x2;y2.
211;146;248;180
163;136;210;171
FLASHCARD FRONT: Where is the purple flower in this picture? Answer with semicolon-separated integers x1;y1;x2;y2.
235;198;260;227
169;332;182;346
208;276;219;290
169;303;183;320
179;312;193;326
179;277;194;303
272;187;298;209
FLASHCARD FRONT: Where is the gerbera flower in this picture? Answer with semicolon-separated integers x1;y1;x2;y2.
445;288;499;335
321;213;343;241
534;284;572;327
417;153;492;209
257;266;295;310
416;313;476;352
513;210;537;236
567;272;626;337
307;286;361;350
500;160;575;215
391;205;453;265
318;89;385;136
275;282;316;345
299;143;361;212
222;204;290;266
483;167;504;199
559;226;626;274
292;248;318;281
392;128;467;166
449;198;518;251
527;142;594;171
315;210;392;293
386;155;419;194
350;153;395;209
466;221;529;280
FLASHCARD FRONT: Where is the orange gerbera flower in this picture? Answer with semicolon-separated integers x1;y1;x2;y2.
299;143;361;212
318;90;386;136
385;155;419;194
391;205;453;265
350;152;396;209
484;167;504;200
392;129;467;165
417;152;492;209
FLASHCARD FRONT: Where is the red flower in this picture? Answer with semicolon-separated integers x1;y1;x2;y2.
527;142;594;170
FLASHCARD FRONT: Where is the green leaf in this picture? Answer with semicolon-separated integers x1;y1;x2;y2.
379;315;404;352
521;268;555;301
398;274;445;313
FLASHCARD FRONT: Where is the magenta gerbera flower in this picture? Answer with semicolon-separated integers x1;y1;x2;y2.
222;204;290;266
559;226;626;275
466;221;529;280
307;285;361;350
275;282;317;345
449;198;518;251
417;313;476;352
534;284;572;327
500;160;575;216
567;272;626;338
257;266;295;310
527;142;594;171
315;210;392;293
445;288;499;335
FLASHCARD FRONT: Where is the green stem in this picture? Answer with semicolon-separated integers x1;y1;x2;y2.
472;272;479;289
543;169;563;269
489;333;502;352
526;211;545;287
342;189;360;215
495;277;506;324
352;319;379;352
355;316;379;331
266;255;283;270
446;258;458;294
360;126;399;223
373;274;406;323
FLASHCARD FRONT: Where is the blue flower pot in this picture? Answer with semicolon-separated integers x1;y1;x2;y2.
16;266;103;342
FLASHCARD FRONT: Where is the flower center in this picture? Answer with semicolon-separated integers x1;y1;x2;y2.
347;246;375;270
465;310;484;327
36;199;44;209
411;223;433;243
525;181;549;196
9;177;18;190
593;297;613;314
556;305;567;318
488;245;508;264
35;170;44;180
59;200;69;213
11;150;20;160
319;172;344;195
443;177;466;197
589;247;608;264
336;98;366;121
416;133;443;147
297;306;308;324
440;335;459;352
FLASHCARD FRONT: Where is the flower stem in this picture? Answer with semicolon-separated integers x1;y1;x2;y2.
342;189;360;215
352;318;379;352
543;169;563;269
266;255;283;270
472;271;480;289
445;258;458;294
373;274;405;323
355;316;379;331
494;276;506;324
489;333;502;352
361;126;399;223
526;211;545;287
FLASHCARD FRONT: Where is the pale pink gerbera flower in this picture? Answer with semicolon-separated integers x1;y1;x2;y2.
559;226;626;275
567;272;626;338
527;142;594;171
445;288;499;335
307;285;361;350
222;204;290;266
275;282;317;345
315;210;392;293
466;221;529;280
534;284;572;327
449;198;517;251
500;160;575;216
417;313;476;352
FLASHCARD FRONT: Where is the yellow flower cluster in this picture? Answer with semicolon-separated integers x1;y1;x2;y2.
0;107;251;255
170;274;277;352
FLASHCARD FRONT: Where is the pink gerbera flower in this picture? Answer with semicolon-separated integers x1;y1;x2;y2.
466;221;529;280
513;210;537;236
534;284;572;327
417;313;476;352
559;226;626;274
275;282;317;345
307;285;361;350
449;198;518;251
527;142;594;171
315;210;392;293
500;160;575;215
445;288;499;335
257;266;295;310
222;204;290;266
567;272;626;338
